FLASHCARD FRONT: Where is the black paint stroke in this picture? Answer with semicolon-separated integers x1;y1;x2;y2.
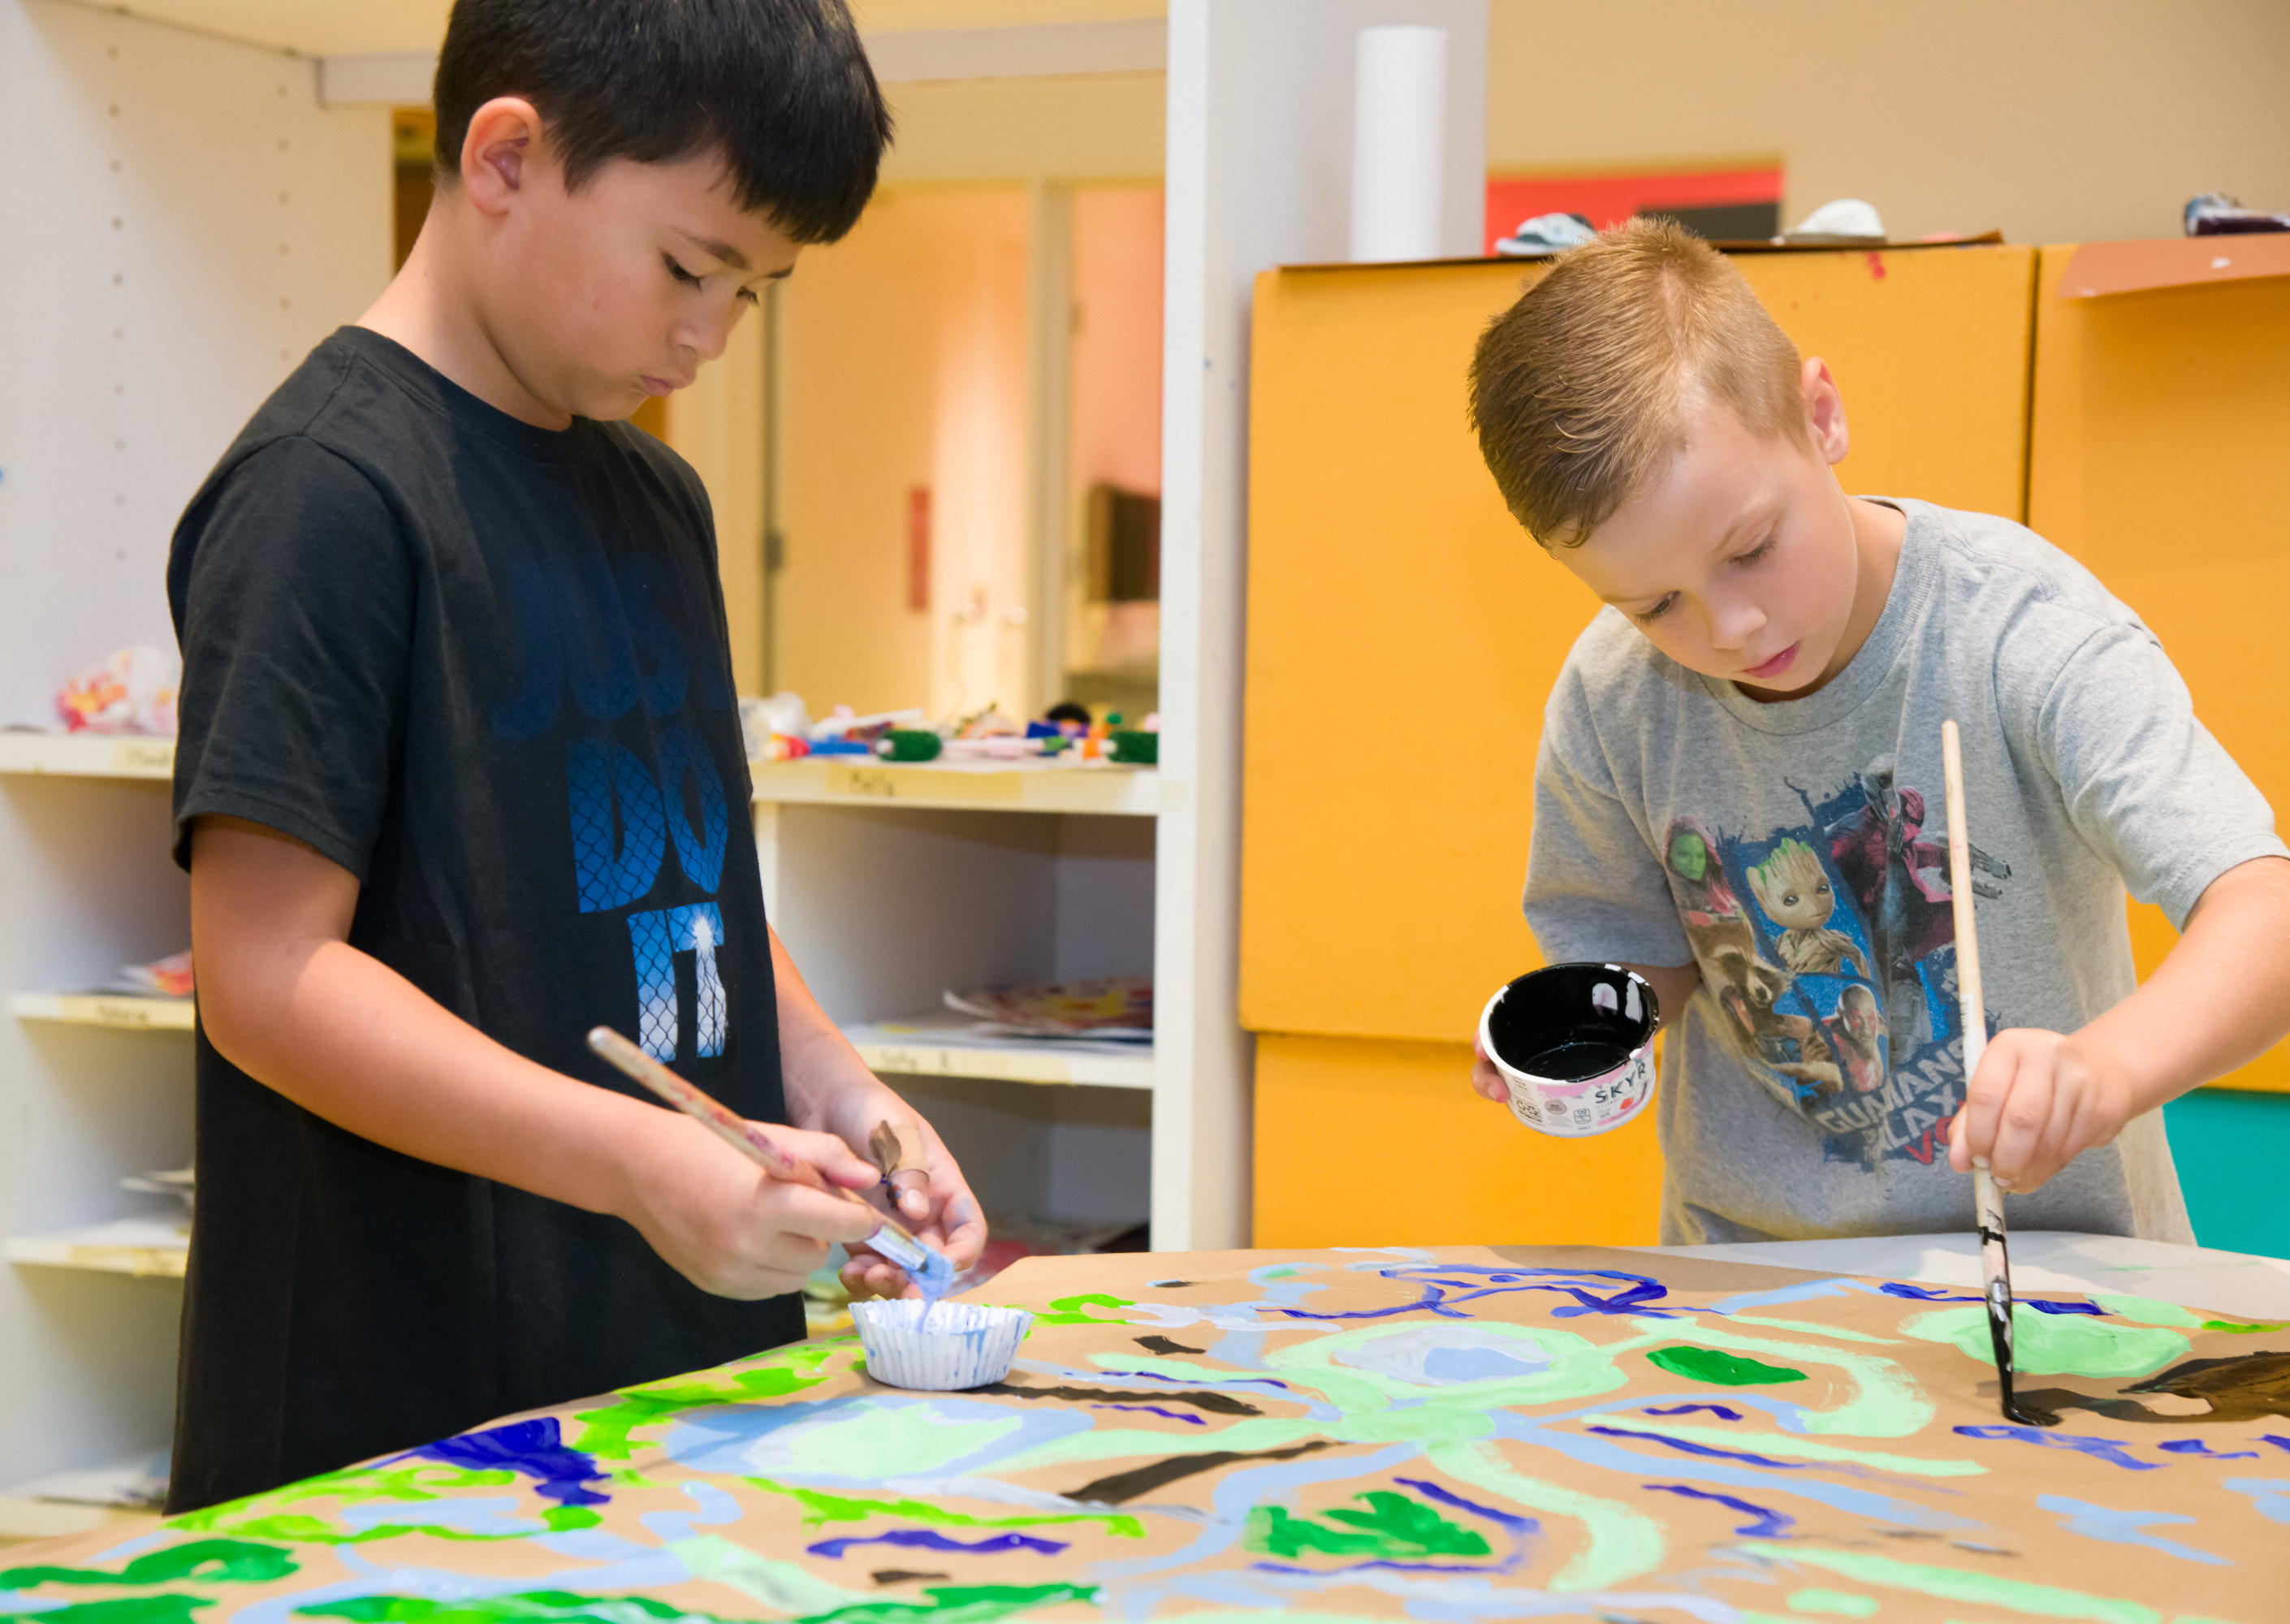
871;1570;948;1585
2017;1350;2290;1426
1147;1280;1195;1289
1064;1440;1336;1505
979;1381;1262;1416
1136;1335;1208;1356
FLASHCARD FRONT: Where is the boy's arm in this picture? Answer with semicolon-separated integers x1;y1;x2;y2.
768;928;989;1298
1951;854;2290;1191
1473;960;1700;1102
190;814;884;1296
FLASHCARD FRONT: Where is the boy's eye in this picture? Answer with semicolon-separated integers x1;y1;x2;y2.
1736;536;1776;566
665;254;702;287
1635;594;1677;624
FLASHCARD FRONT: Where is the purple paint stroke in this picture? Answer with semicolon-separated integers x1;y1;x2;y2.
1642;1404;1745;1422
1391;1476;1540;1536
1642;1482;1795;1537
2158;1439;2261;1459
1878;1282;2102;1315
406;1417;608;1506
806;1530;1068;1560
1585;1426;1813;1471
1090;1404;1208;1427
1271;1265;1705;1324
1955;1424;2158;1470
2260;1435;2290;1453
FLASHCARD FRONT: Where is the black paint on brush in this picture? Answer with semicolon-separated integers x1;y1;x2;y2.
1063;1440;1335;1505
1135;1335;1207;1356
978;1380;1262;1416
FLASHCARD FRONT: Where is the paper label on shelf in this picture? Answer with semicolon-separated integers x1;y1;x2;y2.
857;1041;1075;1085
827;765;1023;805
109;739;175;775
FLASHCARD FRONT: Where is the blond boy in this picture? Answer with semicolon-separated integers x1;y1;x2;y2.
1465;220;2290;1244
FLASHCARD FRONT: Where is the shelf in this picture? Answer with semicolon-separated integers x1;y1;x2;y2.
13;993;195;1032
0;732;174;780
750;757;1156;816
846;1011;1154;1090
7;1219;187;1278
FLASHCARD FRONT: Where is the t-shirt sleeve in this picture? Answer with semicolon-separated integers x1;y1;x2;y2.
1522;715;1693;969
2033;618;2288;929
171;435;414;878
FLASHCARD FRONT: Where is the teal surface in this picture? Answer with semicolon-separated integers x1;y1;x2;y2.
2163;1088;2290;1259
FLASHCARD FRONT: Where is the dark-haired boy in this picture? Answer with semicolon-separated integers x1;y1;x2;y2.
166;0;981;1511
1464;220;2290;1246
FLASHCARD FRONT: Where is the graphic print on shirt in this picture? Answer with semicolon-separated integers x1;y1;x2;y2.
1662;754;2014;1170
498;550;737;1063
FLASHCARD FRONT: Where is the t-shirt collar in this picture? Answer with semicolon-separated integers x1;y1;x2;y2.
334;324;591;466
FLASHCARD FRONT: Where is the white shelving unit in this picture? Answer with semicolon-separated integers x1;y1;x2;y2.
754;762;1161;1241
0;0;392;1497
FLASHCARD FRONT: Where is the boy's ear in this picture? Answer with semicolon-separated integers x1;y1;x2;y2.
1800;356;1851;467
460;97;546;218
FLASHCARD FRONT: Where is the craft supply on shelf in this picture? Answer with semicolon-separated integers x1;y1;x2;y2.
12;991;196;1031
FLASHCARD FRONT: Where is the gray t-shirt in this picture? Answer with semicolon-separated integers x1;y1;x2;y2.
1525;499;2285;1246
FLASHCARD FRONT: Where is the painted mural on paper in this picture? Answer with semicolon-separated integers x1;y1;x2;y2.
6;1246;2288;1624
1666;755;2015;1171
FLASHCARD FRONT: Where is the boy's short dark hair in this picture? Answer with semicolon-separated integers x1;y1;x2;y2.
433;0;891;244
1468;218;1805;547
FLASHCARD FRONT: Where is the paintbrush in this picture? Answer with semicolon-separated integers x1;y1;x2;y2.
586;1026;956;1298
1940;721;2041;1426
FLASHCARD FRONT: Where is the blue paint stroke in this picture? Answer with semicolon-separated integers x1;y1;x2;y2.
1877;1282;2102;1315
2037;1493;2227;1566
1272;1265;1705;1324
2158;1439;2261;1459
1642;1404;1744;1422
1641;1482;1795;1537
1704;1278;1875;1314
807;1530;1069;1560
405;1417;608;1506
2223;1477;2290;1524
1089;1404;1207;1427
339;1497;542;1536
1956;1424;2157;1471
1392;1476;1540;1536
1585;1426;1812;1471
2260;1435;2290;1454
639;1479;747;1544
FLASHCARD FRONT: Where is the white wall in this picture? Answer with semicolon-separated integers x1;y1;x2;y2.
0;0;390;1486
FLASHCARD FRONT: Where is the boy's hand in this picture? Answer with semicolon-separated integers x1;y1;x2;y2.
1470;1031;1513;1104
1947;1027;2137;1194
834;1108;987;1302
616;1112;884;1299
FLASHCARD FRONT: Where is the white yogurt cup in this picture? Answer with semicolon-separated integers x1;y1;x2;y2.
1479;962;1660;1138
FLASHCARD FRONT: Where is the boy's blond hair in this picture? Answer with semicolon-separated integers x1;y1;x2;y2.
1468;218;1805;547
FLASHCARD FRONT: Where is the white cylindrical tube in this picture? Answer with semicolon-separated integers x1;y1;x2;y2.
1350;25;1448;263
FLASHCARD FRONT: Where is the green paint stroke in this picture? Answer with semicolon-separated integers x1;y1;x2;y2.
169;1461;521;1540
2093;1294;2290;1337
1647;1345;1808;1387
2;1540;296;1591
1033;1294;1135;1326
1902;1307;2188;1379
1;1599;212;1624
575;1364;832;1460
797;1584;1095;1624
1631;1317;1929;1438
1733;1542;2160;1624
745;1479;1144;1540
300;1590;1093;1624
1247;1491;1491;1561
1427;1436;1662;1594
1788;1590;1879;1618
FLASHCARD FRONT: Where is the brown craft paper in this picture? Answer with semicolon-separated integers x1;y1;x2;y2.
9;1246;2285;1621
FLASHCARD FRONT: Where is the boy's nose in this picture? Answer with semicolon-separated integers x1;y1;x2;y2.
1707;597;1766;651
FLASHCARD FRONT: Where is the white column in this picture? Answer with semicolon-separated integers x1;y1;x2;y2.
1152;0;1485;1251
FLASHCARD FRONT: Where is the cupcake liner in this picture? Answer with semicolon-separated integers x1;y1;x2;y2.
851;1298;1035;1390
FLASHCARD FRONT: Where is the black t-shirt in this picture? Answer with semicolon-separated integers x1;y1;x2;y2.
165;326;801;1512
